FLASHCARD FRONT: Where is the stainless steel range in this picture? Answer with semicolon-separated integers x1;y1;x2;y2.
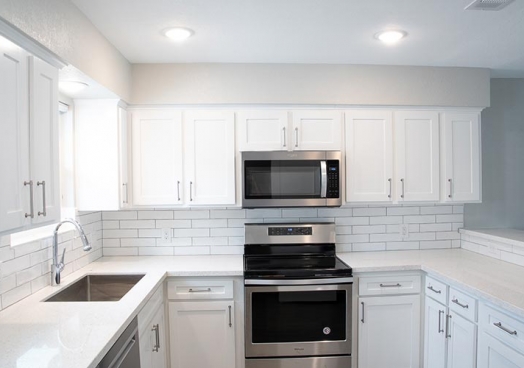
244;222;353;368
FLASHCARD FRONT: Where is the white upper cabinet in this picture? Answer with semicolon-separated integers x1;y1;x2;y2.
345;110;393;202
75;100;129;211
237;110;288;151
291;110;342;150
395;111;440;202
0;40;30;233
441;112;481;202
184;111;235;205
132;110;183;206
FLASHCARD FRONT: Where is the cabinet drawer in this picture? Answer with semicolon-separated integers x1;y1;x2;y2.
480;303;524;352
167;279;234;300
425;275;448;305
359;274;421;296
448;287;477;321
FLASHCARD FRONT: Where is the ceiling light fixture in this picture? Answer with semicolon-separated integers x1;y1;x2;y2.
164;27;194;42
59;81;89;94
375;30;407;45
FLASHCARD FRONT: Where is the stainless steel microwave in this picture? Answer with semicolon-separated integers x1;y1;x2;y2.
241;151;342;208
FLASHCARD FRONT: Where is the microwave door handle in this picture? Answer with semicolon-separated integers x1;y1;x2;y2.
320;160;327;198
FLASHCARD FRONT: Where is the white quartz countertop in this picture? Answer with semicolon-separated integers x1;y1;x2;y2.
3;249;524;368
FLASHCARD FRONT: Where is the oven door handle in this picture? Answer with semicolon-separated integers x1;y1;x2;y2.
320;160;327;198
245;277;353;286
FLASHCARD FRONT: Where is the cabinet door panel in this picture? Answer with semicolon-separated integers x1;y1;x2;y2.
132;110;183;205
151;307;167;368
292;111;342;150
237;111;288;151
184;111;235;205
442;113;481;202
346;110;393;202
30;57;60;224
478;331;524;368
0;39;30;232
119;107;130;208
359;295;420;368
447;311;476;368
424;297;447;368
169;301;235;368
395;111;440;202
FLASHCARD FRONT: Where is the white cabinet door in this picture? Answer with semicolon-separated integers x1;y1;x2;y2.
140;306;167;368
119;106;130;208
478;331;524;368
184;111;235;205
169;301;235;368
237;111;288;151
132;110;183;205
29;56;60;224
0;39;30;233
395;111;440;202
441;112;481;202
447;311;476;368
359;295;421;368
345;110;393;202
424;297;447;368
291;111;342;150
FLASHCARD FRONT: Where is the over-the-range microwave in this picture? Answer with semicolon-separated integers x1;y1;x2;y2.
241;151;342;208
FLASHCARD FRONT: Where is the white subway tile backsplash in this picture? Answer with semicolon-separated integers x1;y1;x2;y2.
210;209;246;219
138;211;174;220
174;246;210;256
1;255;31;278
103;247;139;256
352;242;386;252
210;228;244;237
335;217;369;226
436;214;464;223
409;232;436;241
139;247;174;256
318;208;353;217
210;246;244;255
420;223;452;232
353;207;386;217
420;240;452;249
370;233;402;242
404;215;436;224
420;206;453;215
228;218;259;227
120;220;155;229
387;242;419;251
192;237;229;246
336;234;370;243
16;265;42;286
387;207;420;216
1;283;31;308
335;226;352;235
102;221;120;229
370;216;403;225
120;238;156;247
282;209;318;218
175;210;210;219
174;228;210;238
103;229;138;238
102;211;138;220
155;220;192;229
191;219;228;228
352;225;386;234
246;209;281;218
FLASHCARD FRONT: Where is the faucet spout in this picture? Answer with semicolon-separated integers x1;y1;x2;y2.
52;219;92;285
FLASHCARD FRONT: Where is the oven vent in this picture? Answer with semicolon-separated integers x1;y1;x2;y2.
465;0;516;11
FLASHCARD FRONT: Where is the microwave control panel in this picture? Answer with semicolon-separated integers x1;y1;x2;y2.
327;161;340;198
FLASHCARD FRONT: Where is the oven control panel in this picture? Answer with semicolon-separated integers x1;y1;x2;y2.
327;160;339;198
268;227;313;236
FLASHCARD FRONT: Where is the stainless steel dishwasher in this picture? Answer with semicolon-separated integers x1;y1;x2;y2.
97;317;140;368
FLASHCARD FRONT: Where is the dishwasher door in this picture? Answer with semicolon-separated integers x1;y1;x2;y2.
97;317;141;368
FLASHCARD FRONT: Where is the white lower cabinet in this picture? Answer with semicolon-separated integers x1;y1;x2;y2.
424;296;446;368
447;311;476;368
478;331;524;368
358;293;421;368
138;286;167;368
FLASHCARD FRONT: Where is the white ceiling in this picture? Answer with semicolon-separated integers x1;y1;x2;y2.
71;0;524;77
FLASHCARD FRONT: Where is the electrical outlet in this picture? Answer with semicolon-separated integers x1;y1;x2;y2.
162;228;171;242
400;224;409;240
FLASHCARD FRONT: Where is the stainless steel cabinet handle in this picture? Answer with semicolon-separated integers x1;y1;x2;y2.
37;181;46;216
189;181;193;201
400;178;405;199
228;305;232;327
152;324;160;352
282;127;287;147
361;302;365;323
294;127;299;148
188;288;212;293
494;322;518;336
438;310;444;333
380;283;401;288
448;179;453;199
451;298;469;309
446;314;452;338
388;178;392;198
427;285;441;294
122;183;128;204
24;181;34;218
177;181;181;201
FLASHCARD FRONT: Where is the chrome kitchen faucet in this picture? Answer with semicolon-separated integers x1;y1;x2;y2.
52;219;92;285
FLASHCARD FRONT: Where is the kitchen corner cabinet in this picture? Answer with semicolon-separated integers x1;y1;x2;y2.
358;274;421;368
395;111;440;202
345;110;393;202
131;109;235;206
75;99;129;211
0;38;60;235
441;112;481;202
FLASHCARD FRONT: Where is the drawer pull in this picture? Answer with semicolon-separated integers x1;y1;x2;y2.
451;298;469;309
494;322;518;336
380;283;401;288
446;314;452;338
438;310;444;333
427;285;442;294
188;288;212;293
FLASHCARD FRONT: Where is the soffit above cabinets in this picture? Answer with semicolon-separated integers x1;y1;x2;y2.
71;0;524;77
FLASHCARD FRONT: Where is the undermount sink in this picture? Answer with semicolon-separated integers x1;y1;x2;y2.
45;274;145;302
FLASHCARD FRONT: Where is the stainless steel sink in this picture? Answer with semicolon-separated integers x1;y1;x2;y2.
45;274;145;302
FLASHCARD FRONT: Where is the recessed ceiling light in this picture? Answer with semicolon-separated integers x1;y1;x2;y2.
164;27;194;42
59;81;89;94
375;30;407;45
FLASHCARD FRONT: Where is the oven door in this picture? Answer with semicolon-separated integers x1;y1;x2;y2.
245;282;352;358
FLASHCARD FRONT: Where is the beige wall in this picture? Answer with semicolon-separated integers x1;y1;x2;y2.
0;0;131;101
132;63;490;107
